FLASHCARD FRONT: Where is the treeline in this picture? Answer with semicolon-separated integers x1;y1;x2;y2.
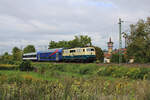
49;35;92;49
0;45;35;64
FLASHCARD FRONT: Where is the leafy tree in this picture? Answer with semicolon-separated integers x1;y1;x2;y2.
23;45;36;53
70;35;92;47
1;52;13;64
49;35;92;49
127;17;150;63
49;41;58;49
93;46;104;62
12;47;22;61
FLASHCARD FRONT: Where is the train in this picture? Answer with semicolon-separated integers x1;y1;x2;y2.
22;47;96;62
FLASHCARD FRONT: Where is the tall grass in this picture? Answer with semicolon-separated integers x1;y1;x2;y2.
33;62;150;80
0;75;150;100
1;63;150;99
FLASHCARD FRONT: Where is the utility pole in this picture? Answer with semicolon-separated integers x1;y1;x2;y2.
118;18;123;64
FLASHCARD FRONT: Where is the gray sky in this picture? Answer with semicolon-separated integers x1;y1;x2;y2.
0;0;150;54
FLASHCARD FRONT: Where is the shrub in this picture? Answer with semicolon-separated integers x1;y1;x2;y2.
97;66;150;80
126;68;141;79
79;64;98;75
19;60;34;71
79;67;90;75
97;66;116;76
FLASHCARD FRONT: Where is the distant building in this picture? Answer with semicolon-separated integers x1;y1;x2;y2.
104;37;113;63
104;37;131;63
107;38;113;54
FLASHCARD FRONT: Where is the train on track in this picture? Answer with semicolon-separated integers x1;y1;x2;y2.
22;47;96;62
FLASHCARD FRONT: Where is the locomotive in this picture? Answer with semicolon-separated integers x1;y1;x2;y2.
22;47;96;62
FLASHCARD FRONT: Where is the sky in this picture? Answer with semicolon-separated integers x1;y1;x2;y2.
0;0;150;54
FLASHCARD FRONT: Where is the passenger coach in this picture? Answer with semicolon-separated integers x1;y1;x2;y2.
22;52;37;61
37;48;63;61
22;48;63;62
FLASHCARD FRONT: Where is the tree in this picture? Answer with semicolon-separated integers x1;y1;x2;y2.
127;17;150;63
49;40;70;49
49;41;58;49
12;47;22;61
23;45;36;53
70;35;92;47
93;46;104;62
1;52;13;63
49;35;92;49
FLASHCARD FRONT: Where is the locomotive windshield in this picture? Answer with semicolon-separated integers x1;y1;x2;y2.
86;48;95;51
91;49;94;51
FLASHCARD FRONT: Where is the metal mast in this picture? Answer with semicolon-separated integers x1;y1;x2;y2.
118;18;123;64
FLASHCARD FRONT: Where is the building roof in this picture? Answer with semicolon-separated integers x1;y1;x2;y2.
104;48;127;59
113;48;127;54
107;37;113;44
104;53;111;58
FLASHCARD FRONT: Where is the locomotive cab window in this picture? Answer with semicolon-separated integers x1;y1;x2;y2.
91;49;94;51
70;50;75;53
86;48;95;52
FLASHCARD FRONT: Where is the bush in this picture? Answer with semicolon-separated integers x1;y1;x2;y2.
19;60;34;71
97;66;150;80
112;67;128;78
97;66;116;76
79;64;98;75
79;67;90;75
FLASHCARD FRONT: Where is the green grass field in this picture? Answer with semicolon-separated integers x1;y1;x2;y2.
0;62;150;100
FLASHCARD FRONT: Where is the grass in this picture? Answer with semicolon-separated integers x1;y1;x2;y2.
0;70;56;81
1;62;150;99
32;62;150;80
1;62;150;81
